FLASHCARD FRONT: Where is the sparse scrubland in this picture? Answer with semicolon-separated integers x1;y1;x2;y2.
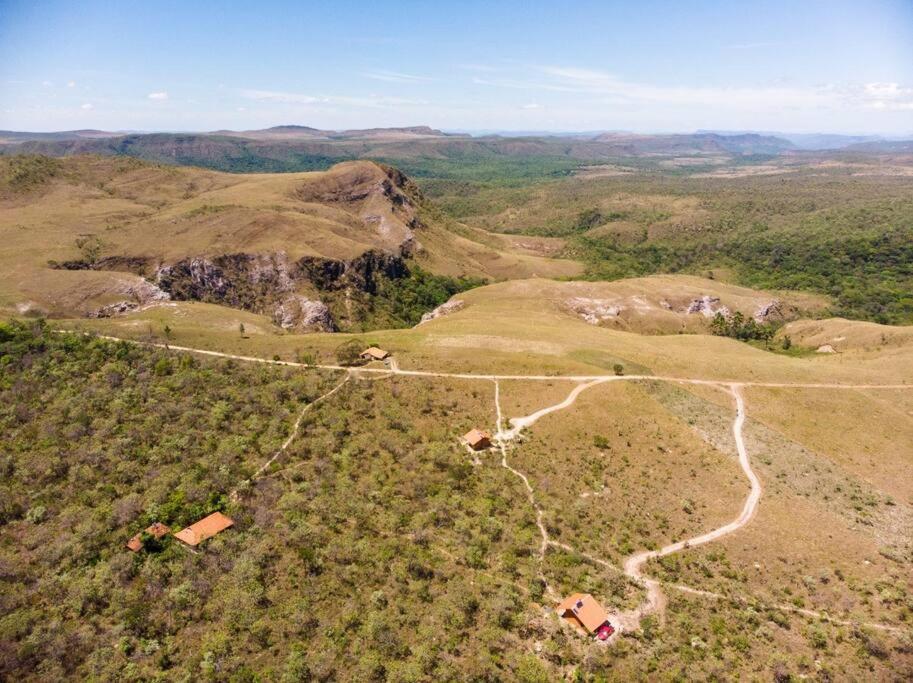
2;320;911;680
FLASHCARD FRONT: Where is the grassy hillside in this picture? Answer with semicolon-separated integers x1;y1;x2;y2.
0;155;577;328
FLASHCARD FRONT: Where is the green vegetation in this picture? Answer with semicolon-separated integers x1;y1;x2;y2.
2;321;911;680
0;320;548;680
373;267;486;328
574;224;913;324
319;266;485;333
435;168;913;325
334;338;365;366
0;154;62;191
710;311;775;343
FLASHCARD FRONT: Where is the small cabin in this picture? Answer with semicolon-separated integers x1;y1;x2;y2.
173;512;234;547
360;347;390;361
463;428;492;451
557;593;611;636
126;522;171;552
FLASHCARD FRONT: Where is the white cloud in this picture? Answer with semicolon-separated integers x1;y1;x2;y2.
67;81;76;88
81;103;93;110
472;65;913;116
859;82;913;111
521;103;542;110
363;69;434;83
147;91;169;100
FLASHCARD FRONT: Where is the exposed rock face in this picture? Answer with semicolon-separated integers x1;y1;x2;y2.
272;294;335;332
88;301;141;318
419;299;465;324
155;253;293;306
686;295;730;319
87;277;170;318
295;250;407;294
54;162;441;329
566;297;625;325
146;249;413;331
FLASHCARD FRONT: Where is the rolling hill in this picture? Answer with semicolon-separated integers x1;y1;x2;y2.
0;155;579;331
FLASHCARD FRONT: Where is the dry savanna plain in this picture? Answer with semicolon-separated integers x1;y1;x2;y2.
1;146;912;681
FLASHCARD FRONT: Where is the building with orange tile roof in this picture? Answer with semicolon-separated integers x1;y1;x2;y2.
173;512;234;546
360;347;390;361
463;428;492;450
556;593;611;635
126;522;171;552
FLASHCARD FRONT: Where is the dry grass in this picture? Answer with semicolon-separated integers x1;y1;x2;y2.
0;156;579;316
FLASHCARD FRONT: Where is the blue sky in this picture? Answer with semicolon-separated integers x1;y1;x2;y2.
1;0;912;134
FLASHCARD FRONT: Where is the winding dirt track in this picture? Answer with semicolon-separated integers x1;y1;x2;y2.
230;372;352;500
492;378;761;632
618;384;759;629
76;332;910;634
488;375;904;636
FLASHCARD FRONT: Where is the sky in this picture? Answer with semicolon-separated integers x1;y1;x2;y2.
1;0;912;135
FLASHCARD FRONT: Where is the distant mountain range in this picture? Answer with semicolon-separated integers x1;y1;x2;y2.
696;129;913;150
1;126;909;175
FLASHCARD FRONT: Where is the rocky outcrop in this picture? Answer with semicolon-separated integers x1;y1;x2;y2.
272;294;335;332
566;298;626;325
155;253;294;306
87;277;170;318
145;249;414;331
419;299;465;324
686;295;730;319
294;250;407;294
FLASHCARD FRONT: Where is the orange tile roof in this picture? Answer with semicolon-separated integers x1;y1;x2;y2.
173;512;234;546
463;428;492;448
360;347;390;360
126;522;171;552
557;593;609;634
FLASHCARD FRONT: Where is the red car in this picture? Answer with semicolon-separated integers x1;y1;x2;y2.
596;623;615;641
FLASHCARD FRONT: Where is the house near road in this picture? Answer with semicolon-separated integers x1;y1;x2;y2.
173;512;234;547
557;593;613;638
360;347;390;361
126;522;171;552
463;428;492;450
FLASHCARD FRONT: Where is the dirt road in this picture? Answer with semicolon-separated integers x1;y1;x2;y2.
86;334;911;390
618;384;760;629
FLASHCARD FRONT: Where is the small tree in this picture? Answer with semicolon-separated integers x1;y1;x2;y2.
335;339;365;366
781;335;792;350
238;322;245;338
613;363;624;376
75;234;103;264
163;325;172;340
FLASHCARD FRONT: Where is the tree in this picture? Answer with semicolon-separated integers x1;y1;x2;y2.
781;335;792;350
75;234;103;264
163;325;172;340
613;363;624;376
335;339;365;366
238;322;245;338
